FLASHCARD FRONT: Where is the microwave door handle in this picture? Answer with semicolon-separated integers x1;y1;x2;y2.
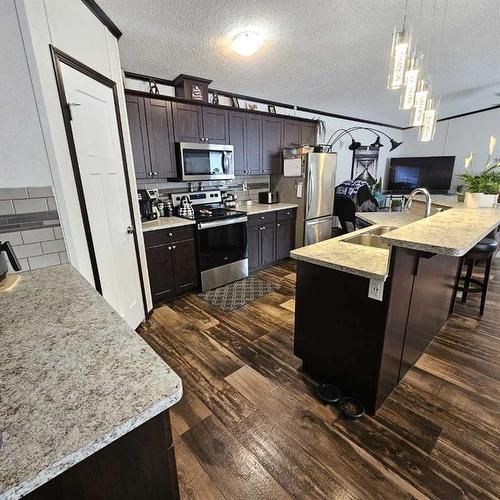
223;151;229;173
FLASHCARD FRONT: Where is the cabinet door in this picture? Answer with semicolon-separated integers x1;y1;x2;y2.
300;122;318;145
125;95;151;179
247;225;260;272
260;223;276;267
262;117;283;175
172;239;198;294
146;244;175;303
203;107;228;144
245;114;262;175
283;120;301;147
145;99;176;179
172;102;203;142
275;220;293;260
228;111;246;175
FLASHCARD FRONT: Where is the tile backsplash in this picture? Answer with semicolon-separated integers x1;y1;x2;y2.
0;186;67;272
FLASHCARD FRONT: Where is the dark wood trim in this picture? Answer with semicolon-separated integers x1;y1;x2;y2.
172;73;213;85
124;88;319;125
50;46;148;319
124;71;404;130
80;0;122;39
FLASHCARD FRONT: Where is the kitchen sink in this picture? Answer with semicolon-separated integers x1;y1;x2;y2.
342;226;397;249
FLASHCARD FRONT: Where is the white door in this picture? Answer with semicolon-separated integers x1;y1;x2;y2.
61;63;143;328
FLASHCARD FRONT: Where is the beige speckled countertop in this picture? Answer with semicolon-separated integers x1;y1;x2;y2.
142;216;195;232
0;265;182;499
236;201;298;215
356;211;423;227
381;205;500;256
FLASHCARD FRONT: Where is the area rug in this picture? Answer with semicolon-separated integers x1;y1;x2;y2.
199;277;279;311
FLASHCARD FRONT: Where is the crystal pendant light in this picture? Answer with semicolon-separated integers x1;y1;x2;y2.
419;96;440;142
387;27;412;90
399;52;422;110
410;79;430;127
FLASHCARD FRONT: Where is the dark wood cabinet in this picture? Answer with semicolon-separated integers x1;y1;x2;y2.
245;114;262;175
300;122;318;145
145;99;176;179
126;94;151;180
260;224;276;266
275;220;293;261
228;111;246;175
247;225;260;271
144;226;198;303
172;102;203;142
283;120;301;147
202;107;228;144
262;117;283;175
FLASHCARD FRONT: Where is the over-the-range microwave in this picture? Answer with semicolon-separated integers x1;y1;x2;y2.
177;142;234;181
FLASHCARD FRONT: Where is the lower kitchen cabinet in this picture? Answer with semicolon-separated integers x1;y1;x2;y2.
144;226;198;303
247;208;296;272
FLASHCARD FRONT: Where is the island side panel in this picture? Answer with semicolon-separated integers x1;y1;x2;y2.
25;410;180;500
294;261;390;414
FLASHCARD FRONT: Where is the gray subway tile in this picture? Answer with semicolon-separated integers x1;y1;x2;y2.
13;198;48;214
0;201;15;216
0;188;28;200
7;257;28;273
53;226;63;239
0;231;23;246
46;197;57;211
59;251;69;264
27;187;53;198
41;239;66;254
13;242;43;258
21;227;54;244
28;253;60;270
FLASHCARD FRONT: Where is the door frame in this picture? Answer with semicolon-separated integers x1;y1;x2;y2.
50;45;148;318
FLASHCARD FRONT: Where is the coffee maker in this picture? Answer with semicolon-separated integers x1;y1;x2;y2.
0;241;22;281
138;189;159;221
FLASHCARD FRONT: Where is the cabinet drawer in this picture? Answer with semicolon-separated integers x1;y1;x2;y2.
144;225;195;248
247;211;277;226
277;208;296;221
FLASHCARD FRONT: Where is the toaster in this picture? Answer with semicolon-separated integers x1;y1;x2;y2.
258;191;279;204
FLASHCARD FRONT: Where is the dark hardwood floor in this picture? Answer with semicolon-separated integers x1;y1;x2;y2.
138;259;500;499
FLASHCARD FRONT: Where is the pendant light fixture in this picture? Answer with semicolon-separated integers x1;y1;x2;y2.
411;79;430;127
400;52;422;110
419;96;439;142
387;25;411;90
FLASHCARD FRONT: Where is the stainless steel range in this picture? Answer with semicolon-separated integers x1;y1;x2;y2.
173;190;248;291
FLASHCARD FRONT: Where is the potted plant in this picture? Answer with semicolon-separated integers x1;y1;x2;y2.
458;136;500;208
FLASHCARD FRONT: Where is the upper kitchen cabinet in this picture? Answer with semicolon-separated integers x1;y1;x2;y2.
283;120;301;147
262;117;283;174
228;111;246;175
202;107;229;144
172;102;204;142
245;114;263;175
300;122;318;145
126;95;176;180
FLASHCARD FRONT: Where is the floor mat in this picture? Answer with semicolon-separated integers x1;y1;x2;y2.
199;277;279;311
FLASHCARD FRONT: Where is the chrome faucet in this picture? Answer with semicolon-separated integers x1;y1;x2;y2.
404;187;432;217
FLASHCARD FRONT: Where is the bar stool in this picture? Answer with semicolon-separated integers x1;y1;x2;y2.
451;236;498;315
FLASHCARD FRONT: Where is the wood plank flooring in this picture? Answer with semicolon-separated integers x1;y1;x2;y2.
138;259;500;499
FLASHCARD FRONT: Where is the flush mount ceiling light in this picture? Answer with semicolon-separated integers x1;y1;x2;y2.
232;31;263;56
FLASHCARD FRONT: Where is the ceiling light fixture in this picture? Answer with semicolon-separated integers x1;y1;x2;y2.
232;31;263;56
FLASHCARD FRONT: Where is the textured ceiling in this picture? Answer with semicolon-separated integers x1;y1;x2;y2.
100;0;500;127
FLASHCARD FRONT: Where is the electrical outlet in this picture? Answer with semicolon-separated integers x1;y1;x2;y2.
368;278;384;301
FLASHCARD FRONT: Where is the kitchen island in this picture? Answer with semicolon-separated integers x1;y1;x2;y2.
0;265;182;499
291;206;500;414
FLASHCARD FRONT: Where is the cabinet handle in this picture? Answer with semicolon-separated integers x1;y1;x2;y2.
277;223;280;227
172;245;176;249
260;216;265;220
286;212;290;215
167;246;172;250
147;172;153;177
168;232;173;237
153;172;158;176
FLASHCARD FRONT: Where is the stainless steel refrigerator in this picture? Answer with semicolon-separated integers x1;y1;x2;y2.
271;151;337;248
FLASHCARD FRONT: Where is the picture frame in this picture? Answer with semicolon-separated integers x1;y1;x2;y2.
232;97;240;108
268;105;276;114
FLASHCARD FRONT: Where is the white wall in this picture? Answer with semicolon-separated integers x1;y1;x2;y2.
14;0;152;312
400;107;500;191
0;0;52;187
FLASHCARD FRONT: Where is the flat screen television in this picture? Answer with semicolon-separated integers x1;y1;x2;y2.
387;156;455;194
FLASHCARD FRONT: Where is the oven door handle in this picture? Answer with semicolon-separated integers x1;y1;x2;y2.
198;216;248;230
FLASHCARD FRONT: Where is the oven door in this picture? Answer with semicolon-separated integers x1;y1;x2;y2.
179;143;234;181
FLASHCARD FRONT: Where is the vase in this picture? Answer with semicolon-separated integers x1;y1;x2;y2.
464;192;482;208
479;193;498;208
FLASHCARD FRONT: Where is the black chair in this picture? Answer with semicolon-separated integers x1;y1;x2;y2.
334;195;356;234
451;234;498;315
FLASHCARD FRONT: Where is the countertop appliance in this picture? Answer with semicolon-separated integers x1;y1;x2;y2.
173;190;248;291
0;241;22;281
258;191;279;204
177;143;234;181
138;189;159;221
271;149;337;247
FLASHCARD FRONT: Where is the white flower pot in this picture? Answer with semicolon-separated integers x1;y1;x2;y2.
464;192;499;208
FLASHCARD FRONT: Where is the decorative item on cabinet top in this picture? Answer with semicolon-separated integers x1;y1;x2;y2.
172;74;212;103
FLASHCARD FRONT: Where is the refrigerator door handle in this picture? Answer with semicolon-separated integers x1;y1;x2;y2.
306;165;314;217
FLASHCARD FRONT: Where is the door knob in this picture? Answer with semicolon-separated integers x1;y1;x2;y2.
126;226;135;234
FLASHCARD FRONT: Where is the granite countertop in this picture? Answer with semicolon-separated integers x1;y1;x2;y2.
355;211;423;227
142;216;195;232
0;265;182;499
236;202;298;215
381;205;500;256
414;193;459;208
